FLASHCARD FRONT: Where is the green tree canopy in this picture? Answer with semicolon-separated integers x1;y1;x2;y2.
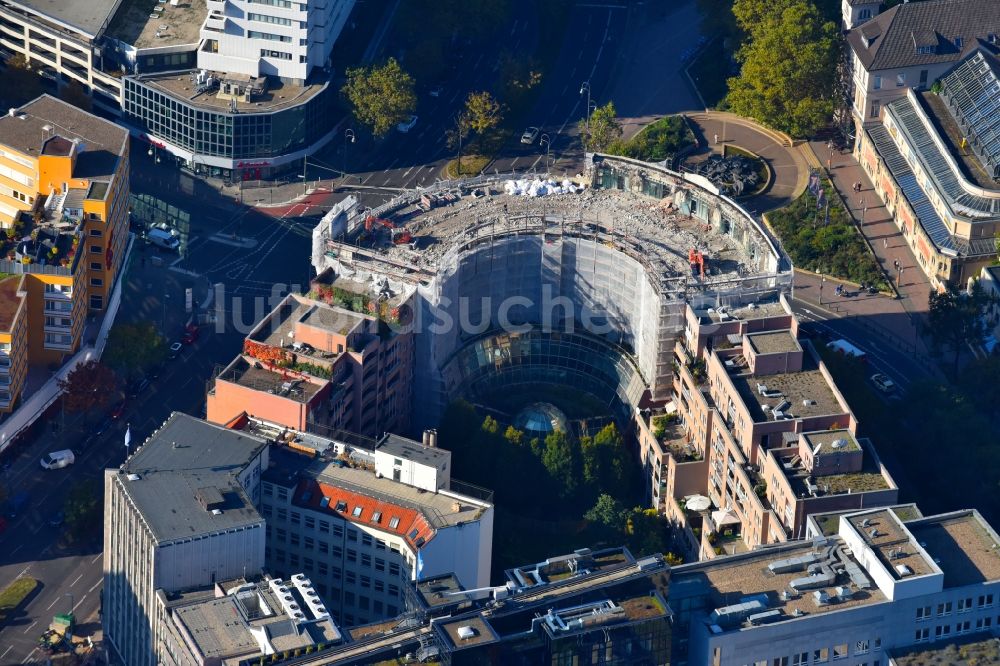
104;322;166;379
342;58;416;137
726;0;839;137
542;430;578;498
581;423;629;495
584;493;629;529
58;360;117;414
926;282;992;377
463;91;504;136
581;101;623;152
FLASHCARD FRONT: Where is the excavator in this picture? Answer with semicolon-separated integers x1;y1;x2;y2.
688;248;708;278
364;216;413;245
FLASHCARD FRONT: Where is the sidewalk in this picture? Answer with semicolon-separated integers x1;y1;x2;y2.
801;140;932;324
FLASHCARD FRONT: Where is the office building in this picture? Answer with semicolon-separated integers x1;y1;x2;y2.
103;413;269;666
206;289;414;439
635;297;898;560
0;94;129;412
103;412;493;663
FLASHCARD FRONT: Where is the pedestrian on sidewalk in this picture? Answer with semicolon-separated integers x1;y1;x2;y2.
883;237;888;249
714;133;719;145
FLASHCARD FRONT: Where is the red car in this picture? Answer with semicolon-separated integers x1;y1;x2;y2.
110;399;127;420
181;324;199;345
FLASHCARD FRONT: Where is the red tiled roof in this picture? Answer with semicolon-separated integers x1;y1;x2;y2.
296;478;435;551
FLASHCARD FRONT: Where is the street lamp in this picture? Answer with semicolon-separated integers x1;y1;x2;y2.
580;81;592;135
66;592;74;615
820;277;826;305
148;146;160;164
540;133;551;173
344;128;355;182
299;156;308;195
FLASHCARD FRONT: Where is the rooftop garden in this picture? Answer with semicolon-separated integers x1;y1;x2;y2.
1;213;80;269
308;284;403;326
241;341;333;379
607;115;696;164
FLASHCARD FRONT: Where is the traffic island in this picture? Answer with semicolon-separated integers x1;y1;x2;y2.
0;576;38;625
445;155;490;179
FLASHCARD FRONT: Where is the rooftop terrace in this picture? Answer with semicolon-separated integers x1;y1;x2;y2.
247;294;370;363
730;354;844;422
848;509;936;579
217;357;325;404
108;0;206;48
782;450;891;499
891;633;1000;666
8;0;122;38
695;300;790;325
134;70;328;113
909;512;1000;587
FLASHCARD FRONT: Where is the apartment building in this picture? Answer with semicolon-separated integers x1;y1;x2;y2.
157;575;344;665
842;0;881;30
0;275;27;411
103;413;270;666
636;296;898;561
0;94;128;411
855;48;1000;289
257;426;494;628
207;289;414;439
845;0;1000;128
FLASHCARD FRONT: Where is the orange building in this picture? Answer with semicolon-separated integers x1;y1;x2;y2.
0;95;129;412
207;289;414;438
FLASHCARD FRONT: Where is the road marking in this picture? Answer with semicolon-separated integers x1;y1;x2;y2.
70;574;84;587
22;620;37;634
11;544;23;556
89;579;102;593
1;645;11;661
46;597;60;610
21;648;39;664
72;593;87;611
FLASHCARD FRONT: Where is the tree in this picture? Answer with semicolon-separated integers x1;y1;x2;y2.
726;0;839;137
504;425;524;447
342;58;416;138
445;113;472;173
581;423;629;495
626;507;670;556
541;430;577;498
64;479;101;541
926;282;992;377
580;102;623;152
103;322;166;379
58;360;117;414
463;91;504;137
584;493;628;529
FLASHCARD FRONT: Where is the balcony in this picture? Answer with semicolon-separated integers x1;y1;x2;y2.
44;287;72;300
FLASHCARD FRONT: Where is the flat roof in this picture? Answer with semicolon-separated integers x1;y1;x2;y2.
222;357;325;404
891;634;1000;666
376;433;450;467
731;357;844;423
249;295;369;362
803;429;861;455
697;300;790;324
0;95;128;181
672;540;886;625
909;512;1000;586
8;0;122;38
437;616;499;650
134;71;329;113
415;574;469;609
119;413;268;542
810;504;923;537
747;330;800;355
0;276;24;332
848;509;935;579
107;0;206;48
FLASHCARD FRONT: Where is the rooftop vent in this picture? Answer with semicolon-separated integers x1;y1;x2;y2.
831;439;847;449
126;473;141;481
457;625;477;640
194;486;225;512
812;590;830;606
895;564;913;577
861;519;871;528
868;527;879;539
211;508;222;516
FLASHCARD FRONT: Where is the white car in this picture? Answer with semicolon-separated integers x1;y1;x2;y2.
147;227;180;250
40;449;75;470
521;126;540;144
397;115;418;133
870;373;896;394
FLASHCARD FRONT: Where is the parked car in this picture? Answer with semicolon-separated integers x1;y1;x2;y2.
520;126;540;144
40;450;75;470
181;327;199;345
148;363;163;379
168;341;183;359
6;491;29;518
147;227;180;251
428;85;443;98
396;115;418;133
870;373;896;394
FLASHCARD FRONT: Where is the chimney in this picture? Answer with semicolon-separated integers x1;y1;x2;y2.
422;429;430;446
451;501;462;512
427;429;438;448
7;108;15;117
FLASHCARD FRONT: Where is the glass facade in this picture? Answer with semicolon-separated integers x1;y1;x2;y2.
445;330;647;422
122;77;334;161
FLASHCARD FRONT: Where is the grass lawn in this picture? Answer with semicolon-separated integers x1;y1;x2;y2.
688;37;733;109
0;577;38;625
446;155;490;178
766;177;886;288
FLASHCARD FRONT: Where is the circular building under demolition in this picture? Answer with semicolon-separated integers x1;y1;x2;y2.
311;154;792;432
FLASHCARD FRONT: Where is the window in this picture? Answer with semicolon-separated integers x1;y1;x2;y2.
362;534;373;547
304;557;314;571
332;546;343;558
374;580;384;593
375;539;386;551
347;549;357;563
277;508;287;522
247;30;291;42
915;627;930;642
277;488;288;500
348;529;358;542
957;620;971;634
335;500;347;512
289;533;299;547
958;598;972;612
344;591;354;605
319;541;329;554
896;72;906;87
937;602;952;616
304;537;314;550
332;524;343;537
275;528;287;542
375;558;385;572
318;561;328;575
873;75;882;90
976;617;992;630
833;644;848;660
935;625;950;638
871;101;880;118
361;554;371;568
305;516;315;529
358;595;369;610
263;483;274;496
389;563;400;576
360;575;371;588
388;584;399;597
290;511;301;525
261;49;292;60
345;571;356;585
979;594;994;608
90;277;103;287
773;658;788;666
856;640;869;655
319;520;330;532
919;69;928;86
813;649;829;663
248;12;292;25
916;606;931;620
352;506;363;518
90;262;103;271
89;229;102;237
374;600;383;614
792;654;808;666
388;516;400;529
90;245;103;254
